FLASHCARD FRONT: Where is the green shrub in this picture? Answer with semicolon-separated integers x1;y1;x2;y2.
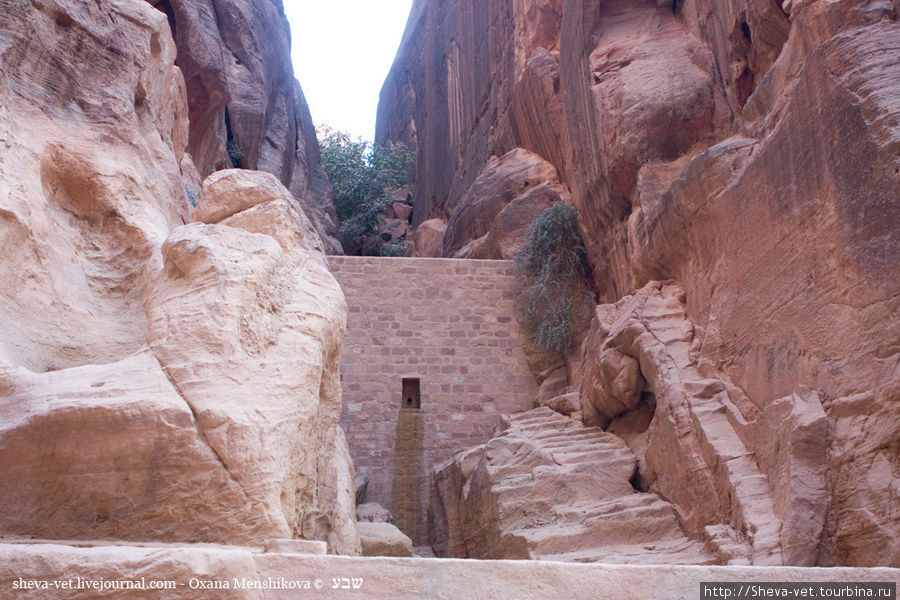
339;197;390;255
514;203;594;353
317;128;415;255
381;238;410;257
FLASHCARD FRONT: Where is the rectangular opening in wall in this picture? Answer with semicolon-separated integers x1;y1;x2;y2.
401;378;421;409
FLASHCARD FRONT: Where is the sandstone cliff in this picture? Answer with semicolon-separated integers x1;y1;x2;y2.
379;0;899;566
0;0;358;553
147;0;342;253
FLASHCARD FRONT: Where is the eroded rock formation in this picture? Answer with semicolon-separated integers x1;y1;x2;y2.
576;282;822;565
380;0;900;567
357;522;415;557
432;407;711;563
434;282;857;565
145;0;342;253
443;148;569;259
0;0;357;554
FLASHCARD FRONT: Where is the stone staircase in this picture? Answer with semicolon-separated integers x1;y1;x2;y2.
628;285;785;565
434;406;712;564
576;282;790;565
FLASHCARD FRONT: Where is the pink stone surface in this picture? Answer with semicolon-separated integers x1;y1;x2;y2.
329;257;538;544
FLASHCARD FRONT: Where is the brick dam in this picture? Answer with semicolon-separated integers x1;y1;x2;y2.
329;256;537;544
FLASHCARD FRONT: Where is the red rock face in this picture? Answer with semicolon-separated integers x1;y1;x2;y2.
145;0;342;253
378;0;900;566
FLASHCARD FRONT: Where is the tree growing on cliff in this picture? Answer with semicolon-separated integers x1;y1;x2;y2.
317;128;415;255
514;203;594;354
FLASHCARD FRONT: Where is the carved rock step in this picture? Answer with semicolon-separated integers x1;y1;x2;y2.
436;407;712;563
536;537;714;565
511;486;705;561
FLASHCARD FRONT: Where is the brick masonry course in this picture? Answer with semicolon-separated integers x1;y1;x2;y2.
329;257;538;544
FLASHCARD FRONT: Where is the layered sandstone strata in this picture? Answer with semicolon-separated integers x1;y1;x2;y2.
0;0;357;553
379;0;899;566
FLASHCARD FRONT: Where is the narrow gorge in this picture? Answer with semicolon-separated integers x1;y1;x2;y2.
0;0;897;597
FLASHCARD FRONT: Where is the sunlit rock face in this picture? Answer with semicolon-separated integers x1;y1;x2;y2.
380;0;900;567
0;0;358;554
144;0;342;253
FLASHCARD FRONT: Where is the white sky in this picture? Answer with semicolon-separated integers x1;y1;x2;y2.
284;1;414;144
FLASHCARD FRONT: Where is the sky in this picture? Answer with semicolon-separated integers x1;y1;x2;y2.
283;1;414;144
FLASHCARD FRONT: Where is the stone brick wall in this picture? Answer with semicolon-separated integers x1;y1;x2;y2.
329;257;537;544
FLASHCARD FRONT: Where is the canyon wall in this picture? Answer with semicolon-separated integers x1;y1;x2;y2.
146;0;342;253
0;0;357;553
377;0;900;566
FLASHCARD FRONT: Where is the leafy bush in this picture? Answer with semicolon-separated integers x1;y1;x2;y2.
317;128;415;255
339;197;391;255
514;203;594;353
381;238;410;257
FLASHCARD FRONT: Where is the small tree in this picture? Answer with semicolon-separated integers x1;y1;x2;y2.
514;203;594;354
317;128;415;255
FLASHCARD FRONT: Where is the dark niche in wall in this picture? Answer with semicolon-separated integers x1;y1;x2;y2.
402;378;421;409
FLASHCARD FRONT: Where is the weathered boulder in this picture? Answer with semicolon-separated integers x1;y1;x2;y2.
0;169;360;553
391;201;414;222
432;407;711;564
586;1;729;216
191;169;328;256
539;392;581;417
0;351;261;542
444;148;569;259
408;218;447;258
382;218;409;243
356;503;394;524
193;169;296;224
581;346;644;429
357;522;414;557
146;171;358;552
